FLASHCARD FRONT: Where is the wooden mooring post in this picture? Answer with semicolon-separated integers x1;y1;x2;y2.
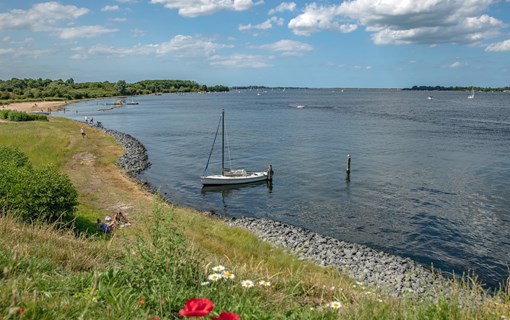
345;154;351;181
267;164;273;182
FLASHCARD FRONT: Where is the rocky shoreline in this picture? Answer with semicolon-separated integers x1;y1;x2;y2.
97;123;457;299
90;123;151;175
228;217;455;298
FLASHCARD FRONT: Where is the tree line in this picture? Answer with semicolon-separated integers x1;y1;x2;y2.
403;85;510;92
0;78;230;103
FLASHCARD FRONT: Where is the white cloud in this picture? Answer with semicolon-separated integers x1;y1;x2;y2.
269;2;296;15
58;26;118;39
485;39;510;52
448;61;463;68
149;0;262;17
336;0;502;45
0;2;88;32
258;39;313;56
131;29;146;37
239;17;284;31
87;35;230;57
209;54;272;68
0;47;51;58
110;18;128;22
288;3;357;36
102;5;120;12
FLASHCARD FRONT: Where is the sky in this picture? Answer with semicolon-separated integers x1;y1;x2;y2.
1;0;510;88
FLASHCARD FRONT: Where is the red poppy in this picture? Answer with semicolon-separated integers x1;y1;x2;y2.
17;307;25;315
138;299;145;305
178;298;214;317
211;312;241;320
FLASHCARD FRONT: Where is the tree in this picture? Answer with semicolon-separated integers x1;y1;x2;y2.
115;80;127;95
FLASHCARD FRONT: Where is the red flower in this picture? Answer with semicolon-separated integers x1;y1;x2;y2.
17;307;25;315
211;312;241;320
138;299;145;305
178;298;214;317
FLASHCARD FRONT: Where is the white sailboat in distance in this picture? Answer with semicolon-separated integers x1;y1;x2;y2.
467;88;475;99
201;109;273;185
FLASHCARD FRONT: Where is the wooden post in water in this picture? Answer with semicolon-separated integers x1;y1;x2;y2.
267;164;273;182
345;154;351;181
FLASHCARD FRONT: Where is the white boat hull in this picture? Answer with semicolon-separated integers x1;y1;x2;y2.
201;171;269;185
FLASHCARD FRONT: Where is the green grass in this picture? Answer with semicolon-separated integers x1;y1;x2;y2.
1;117;509;319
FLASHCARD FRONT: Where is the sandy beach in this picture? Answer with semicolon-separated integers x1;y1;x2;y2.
1;100;69;113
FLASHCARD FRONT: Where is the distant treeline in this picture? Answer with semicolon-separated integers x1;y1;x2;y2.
403;85;510;92
0;78;229;103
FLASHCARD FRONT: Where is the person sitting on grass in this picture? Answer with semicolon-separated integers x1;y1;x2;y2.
97;217;115;234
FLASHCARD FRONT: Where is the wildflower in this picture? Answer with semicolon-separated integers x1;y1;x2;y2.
211;312;241;320
241;280;254;288
258;280;271;287
138;299;145;305
329;301;342;309
222;271;235;280
208;273;222;282
212;265;226;272
178;298;214;317
201;281;210;286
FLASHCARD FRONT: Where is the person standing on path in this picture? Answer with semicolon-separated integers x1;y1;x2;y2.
80;127;87;139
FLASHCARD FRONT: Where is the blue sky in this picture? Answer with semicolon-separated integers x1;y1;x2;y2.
1;0;509;88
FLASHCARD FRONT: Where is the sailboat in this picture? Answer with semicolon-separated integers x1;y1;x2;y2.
467;88;475;99
201;109;273;185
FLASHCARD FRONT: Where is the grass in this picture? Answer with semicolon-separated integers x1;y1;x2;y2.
1;117;509;319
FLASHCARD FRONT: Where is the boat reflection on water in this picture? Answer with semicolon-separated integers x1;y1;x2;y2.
201;180;272;195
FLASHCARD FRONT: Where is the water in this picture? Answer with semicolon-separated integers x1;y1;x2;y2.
57;89;510;288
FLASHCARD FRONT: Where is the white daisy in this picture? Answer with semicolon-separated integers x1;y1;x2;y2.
222;271;235;280
212;265;226;272
208;273;222;282
329;301;342;309
241;280;254;288
258;280;271;287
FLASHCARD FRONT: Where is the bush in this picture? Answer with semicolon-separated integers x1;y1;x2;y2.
0;146;77;224
0;109;47;121
0;145;30;168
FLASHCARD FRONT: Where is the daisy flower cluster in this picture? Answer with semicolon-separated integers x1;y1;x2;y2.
204;265;272;290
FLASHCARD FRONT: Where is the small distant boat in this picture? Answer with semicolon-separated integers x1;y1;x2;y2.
427;96;433;100
296;105;305;109
467;88;475;99
201;109;273;185
125;97;139;105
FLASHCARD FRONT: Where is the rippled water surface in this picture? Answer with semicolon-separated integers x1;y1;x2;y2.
58;89;510;288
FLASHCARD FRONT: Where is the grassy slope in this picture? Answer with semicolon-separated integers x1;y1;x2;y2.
0;118;508;319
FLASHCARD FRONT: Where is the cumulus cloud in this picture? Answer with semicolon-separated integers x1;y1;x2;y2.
58;26;118;39
0;47;51;58
0;2;88;32
101;5;120;12
239;17;284;31
336;0;502;45
485;39;510;52
257;39;313;56
149;0;262;17
448;61;463;68
87;35;230;57
209;54;272;68
268;2;296;15
288;3;357;36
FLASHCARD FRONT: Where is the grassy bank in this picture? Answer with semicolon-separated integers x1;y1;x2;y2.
0;118;509;319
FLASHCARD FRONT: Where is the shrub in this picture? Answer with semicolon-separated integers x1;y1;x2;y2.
0;109;47;121
0;146;77;224
0;145;31;168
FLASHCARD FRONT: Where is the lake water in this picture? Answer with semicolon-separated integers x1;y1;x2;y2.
56;89;510;288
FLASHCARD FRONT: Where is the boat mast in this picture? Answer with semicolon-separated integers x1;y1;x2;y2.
221;109;225;176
